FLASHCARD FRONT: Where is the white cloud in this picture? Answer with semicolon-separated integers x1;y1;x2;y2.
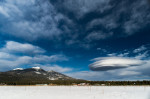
0;54;69;71
33;54;69;63
0;2;22;18
5;0;35;5
106;45;149;60
0;0;69;40
119;71;141;76
133;45;147;53
67;71;104;80
41;64;73;73
89;44;150;72
1;41;45;54
0;56;33;70
0;6;9;17
68;59;150;80
0;52;16;59
0;41;69;71
77;45;150;80
89;57;145;71
97;48;107;52
134;52;148;59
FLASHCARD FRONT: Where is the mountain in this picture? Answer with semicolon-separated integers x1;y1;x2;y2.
0;67;77;83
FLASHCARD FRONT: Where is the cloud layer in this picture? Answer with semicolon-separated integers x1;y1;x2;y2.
1;41;45;54
66;45;150;80
0;0;150;49
89;57;145;71
0;0;68;40
89;45;150;71
69;59;150;81
64;45;150;80
0;0;150;80
0;41;70;72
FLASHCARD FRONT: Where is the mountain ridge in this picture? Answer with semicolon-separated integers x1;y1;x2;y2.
0;67;78;83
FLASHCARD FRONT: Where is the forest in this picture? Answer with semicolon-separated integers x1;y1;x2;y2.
1;80;150;86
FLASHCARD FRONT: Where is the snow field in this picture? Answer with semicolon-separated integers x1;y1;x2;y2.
0;86;150;99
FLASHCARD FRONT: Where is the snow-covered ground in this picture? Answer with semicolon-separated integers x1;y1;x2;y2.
0;86;150;99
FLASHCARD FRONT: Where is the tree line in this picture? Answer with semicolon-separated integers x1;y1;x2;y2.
1;80;150;86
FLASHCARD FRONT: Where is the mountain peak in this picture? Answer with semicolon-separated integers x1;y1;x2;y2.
13;68;24;71
32;67;41;70
1;67;77;83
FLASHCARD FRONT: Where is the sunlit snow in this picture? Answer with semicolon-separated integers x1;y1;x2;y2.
0;86;150;99
13;68;24;70
32;67;41;70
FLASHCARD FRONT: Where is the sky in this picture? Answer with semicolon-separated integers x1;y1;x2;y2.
0;0;150;81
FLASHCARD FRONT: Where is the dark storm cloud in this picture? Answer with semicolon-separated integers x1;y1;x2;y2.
0;0;150;49
52;0;111;18
49;0;150;49
51;0;150;34
0;0;73;41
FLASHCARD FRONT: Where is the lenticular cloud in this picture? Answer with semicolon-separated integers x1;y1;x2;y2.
89;57;145;71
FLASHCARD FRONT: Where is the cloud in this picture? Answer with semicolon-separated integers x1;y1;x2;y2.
123;0;150;34
106;44;150;60
0;0;150;50
133;45;147;53
0;0;70;40
67;71;105;80
97;48;107;52
134;51;148;59
1;41;45;54
58;0;150;49
0;1;22;18
89;45;150;71
86;15;118;31
68;59;150;80
0;54;69;71
123;0;150;35
0;5;10;17
72;45;150;80
0;52;16;59
119;71;141;76
67;70;142;81
0;41;69;71
33;54;69;63
39;64;73;73
85;31;113;42
0;56;33;71
60;0;111;18
89;57;145;71
86;0;150;38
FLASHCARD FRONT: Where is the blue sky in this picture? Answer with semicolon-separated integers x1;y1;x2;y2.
0;0;150;80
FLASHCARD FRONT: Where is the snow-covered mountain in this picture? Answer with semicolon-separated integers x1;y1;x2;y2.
0;67;76;82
